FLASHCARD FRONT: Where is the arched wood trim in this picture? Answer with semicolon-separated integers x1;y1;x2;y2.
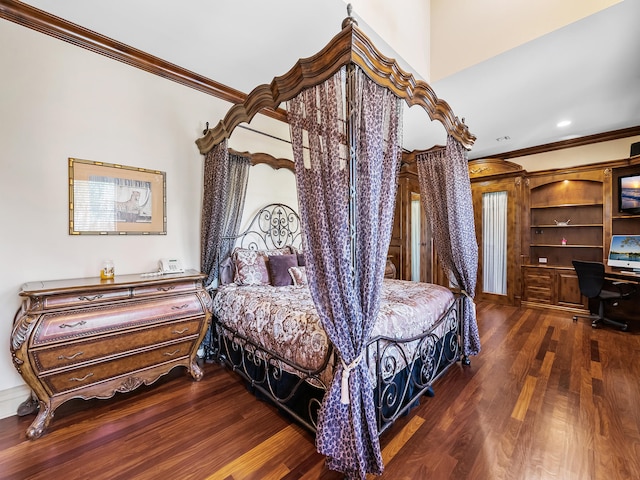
229;149;294;173
196;19;476;154
468;158;524;179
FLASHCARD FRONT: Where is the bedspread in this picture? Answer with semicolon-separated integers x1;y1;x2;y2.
212;279;455;378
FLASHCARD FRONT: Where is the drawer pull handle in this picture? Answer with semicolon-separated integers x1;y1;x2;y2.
59;320;87;329
163;349;181;357
78;294;103;302
58;351;84;360
172;328;189;335
171;304;189;310
157;286;176;292
69;372;94;382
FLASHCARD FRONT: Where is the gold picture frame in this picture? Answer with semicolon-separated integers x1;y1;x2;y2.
69;158;166;235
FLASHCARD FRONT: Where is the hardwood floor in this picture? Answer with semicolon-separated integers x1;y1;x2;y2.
1;302;639;479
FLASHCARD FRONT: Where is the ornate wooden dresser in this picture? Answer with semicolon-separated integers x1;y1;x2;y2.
10;270;211;439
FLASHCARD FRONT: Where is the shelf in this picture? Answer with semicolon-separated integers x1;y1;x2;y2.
531;244;603;248
531;224;602;228
530;203;603;209
524;264;575;271
612;214;640;219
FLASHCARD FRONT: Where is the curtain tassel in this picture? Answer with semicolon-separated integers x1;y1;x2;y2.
460;289;476;316
340;352;363;404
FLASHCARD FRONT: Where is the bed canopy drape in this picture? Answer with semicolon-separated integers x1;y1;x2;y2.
200;142;251;289
288;65;402;476
196;8;477;479
416;137;481;357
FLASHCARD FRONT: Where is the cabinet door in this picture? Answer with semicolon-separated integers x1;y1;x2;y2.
391;173;433;283
555;270;586;308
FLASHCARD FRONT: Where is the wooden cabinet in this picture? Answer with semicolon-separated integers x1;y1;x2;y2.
522;167;608;311
522;266;553;304
389;166;433;283
10;270;211;439
522;266;585;310
528;178;605;267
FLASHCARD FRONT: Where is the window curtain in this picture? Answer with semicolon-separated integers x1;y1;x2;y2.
200;139;251;289
287;66;402;479
416;136;481;356
482;191;507;295
411;198;421;281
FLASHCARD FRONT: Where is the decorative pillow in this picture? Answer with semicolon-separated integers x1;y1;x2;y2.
232;247;292;285
267;254;299;286
288;266;308;286
233;248;269;285
297;253;306;267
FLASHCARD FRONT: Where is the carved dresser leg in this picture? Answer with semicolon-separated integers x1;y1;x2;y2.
190;361;204;381
26;402;52;440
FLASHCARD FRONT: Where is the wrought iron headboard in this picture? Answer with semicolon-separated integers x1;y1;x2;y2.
220;203;303;258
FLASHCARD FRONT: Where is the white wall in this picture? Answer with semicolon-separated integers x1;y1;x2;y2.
430;0;621;81
0;20;296;418
346;0;431;82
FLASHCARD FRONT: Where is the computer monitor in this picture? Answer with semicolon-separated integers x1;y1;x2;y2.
607;234;640;272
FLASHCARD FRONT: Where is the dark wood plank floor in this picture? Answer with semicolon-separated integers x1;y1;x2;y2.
1;302;640;479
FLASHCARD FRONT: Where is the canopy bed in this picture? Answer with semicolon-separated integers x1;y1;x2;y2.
195;6;479;479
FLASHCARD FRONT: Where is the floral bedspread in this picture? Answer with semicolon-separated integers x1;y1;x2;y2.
212;279;455;379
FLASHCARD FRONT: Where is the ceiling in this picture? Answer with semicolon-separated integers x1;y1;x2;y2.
17;0;640;160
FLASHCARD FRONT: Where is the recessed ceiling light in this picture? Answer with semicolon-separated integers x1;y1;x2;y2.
557;120;572;128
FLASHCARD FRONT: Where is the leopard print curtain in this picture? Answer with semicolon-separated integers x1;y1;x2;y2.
416;136;481;356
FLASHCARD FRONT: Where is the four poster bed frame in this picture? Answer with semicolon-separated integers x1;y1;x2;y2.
196;4;476;447
209;203;464;434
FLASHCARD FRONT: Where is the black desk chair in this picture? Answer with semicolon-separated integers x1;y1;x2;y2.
572;260;635;331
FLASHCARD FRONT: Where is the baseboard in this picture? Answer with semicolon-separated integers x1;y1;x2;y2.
0;384;31;420
521;301;586;315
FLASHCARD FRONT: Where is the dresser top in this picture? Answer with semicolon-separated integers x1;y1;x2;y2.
20;269;205;297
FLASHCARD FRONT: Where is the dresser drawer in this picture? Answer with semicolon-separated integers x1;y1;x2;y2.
132;280;200;298
41;339;196;394
32;294;205;346
31;318;204;372
523;270;552;287
524;286;552;303
42;288;131;310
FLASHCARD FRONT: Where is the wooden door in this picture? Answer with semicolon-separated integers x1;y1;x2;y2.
472;177;522;305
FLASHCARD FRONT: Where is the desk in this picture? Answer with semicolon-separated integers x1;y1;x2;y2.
604;268;640;322
605;268;640;282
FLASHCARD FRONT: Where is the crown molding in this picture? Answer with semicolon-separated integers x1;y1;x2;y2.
0;0;288;123
495;126;640;160
4;0;634;160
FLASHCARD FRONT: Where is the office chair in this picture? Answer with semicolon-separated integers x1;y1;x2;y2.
572;260;635;331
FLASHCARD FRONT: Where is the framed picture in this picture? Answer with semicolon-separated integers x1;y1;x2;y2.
69;158;166;235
